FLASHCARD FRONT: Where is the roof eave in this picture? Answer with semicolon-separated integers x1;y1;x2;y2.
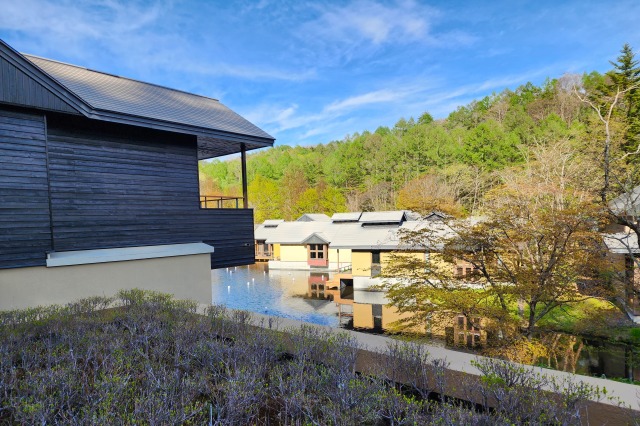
0;40;85;115
1;39;275;156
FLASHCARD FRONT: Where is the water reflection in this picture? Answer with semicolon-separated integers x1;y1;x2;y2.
211;263;341;326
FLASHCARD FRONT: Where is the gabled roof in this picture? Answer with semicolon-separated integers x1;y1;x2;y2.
331;212;362;222
297;213;331;222
302;233;331;245
0;39;274;159
260;212;458;250
423;211;449;221
264;221;333;244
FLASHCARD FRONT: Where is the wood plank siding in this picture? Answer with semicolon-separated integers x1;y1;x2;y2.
0;108;53;268
0;107;255;269
45;114;255;268
0;40;269;271
0;56;78;115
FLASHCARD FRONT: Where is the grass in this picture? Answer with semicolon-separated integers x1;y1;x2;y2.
536;298;625;333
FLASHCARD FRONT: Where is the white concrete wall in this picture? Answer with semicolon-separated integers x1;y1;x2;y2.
0;254;212;310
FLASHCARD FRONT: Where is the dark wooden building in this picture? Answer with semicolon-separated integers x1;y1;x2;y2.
0;39;274;298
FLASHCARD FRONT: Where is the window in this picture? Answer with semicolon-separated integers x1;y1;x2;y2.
454;260;477;278
371;251;381;264
309;244;325;259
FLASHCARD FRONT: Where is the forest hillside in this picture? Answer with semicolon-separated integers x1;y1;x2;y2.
199;44;640;223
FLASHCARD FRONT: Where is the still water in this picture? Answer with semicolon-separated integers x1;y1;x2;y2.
211;263;341;327
210;265;639;381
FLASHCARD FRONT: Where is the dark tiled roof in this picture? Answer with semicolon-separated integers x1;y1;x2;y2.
24;55;274;143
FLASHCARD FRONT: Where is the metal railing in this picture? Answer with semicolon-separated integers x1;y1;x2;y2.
200;195;244;209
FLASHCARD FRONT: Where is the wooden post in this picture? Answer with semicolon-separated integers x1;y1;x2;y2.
241;143;248;208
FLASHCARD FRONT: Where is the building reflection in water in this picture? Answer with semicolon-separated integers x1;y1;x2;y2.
211;263;341;326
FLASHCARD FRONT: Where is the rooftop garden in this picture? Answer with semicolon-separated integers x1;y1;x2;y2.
0;290;630;425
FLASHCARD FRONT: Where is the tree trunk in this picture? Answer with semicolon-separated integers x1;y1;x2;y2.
526;302;537;337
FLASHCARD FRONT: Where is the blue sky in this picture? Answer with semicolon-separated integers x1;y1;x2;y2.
1;0;639;147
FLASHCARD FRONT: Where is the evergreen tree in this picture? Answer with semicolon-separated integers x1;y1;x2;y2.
608;43;640;152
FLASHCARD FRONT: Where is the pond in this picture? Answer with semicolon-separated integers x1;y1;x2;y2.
211;263;342;327
210;264;640;382
1;261;636;382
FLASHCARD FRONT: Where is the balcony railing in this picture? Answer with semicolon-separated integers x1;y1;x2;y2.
200;195;244;209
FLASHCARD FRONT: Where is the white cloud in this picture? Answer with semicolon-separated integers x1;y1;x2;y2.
0;0;312;83
302;0;432;46
186;63;316;82
244;81;429;141
324;89;407;113
0;0;164;44
296;0;475;65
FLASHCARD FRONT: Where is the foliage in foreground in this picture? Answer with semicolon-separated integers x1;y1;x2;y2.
0;291;624;425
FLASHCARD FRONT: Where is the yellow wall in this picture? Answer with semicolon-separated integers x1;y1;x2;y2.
0;254;213;310
381;251;424;266
381;251;425;271
329;248;351;264
273;244;281;259
279;245;308;262
353;303;374;328
351;251;372;277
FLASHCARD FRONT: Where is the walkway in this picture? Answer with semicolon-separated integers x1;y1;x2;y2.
247;311;640;411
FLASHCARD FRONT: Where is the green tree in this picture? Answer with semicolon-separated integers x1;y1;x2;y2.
248;175;282;222
396;174;465;217
609;43;640;152
319;187;347;214
382;199;608;337
417;111;434;126
461;120;522;170
293;188;320;218
281;167;309;220
382;141;610;337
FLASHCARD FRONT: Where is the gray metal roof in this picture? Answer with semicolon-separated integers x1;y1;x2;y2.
331;212;362;222
423;211;449;221
20;53;274;158
329;224;400;249
359;211;407;224
603;232;640;253
254;222;285;241
259;215;455;250
329;221;452;250
264;221;335;244
263;219;285;227
609;185;640;216
296;213;331;222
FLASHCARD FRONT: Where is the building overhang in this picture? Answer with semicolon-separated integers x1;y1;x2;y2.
0;39;274;160
46;243;215;267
